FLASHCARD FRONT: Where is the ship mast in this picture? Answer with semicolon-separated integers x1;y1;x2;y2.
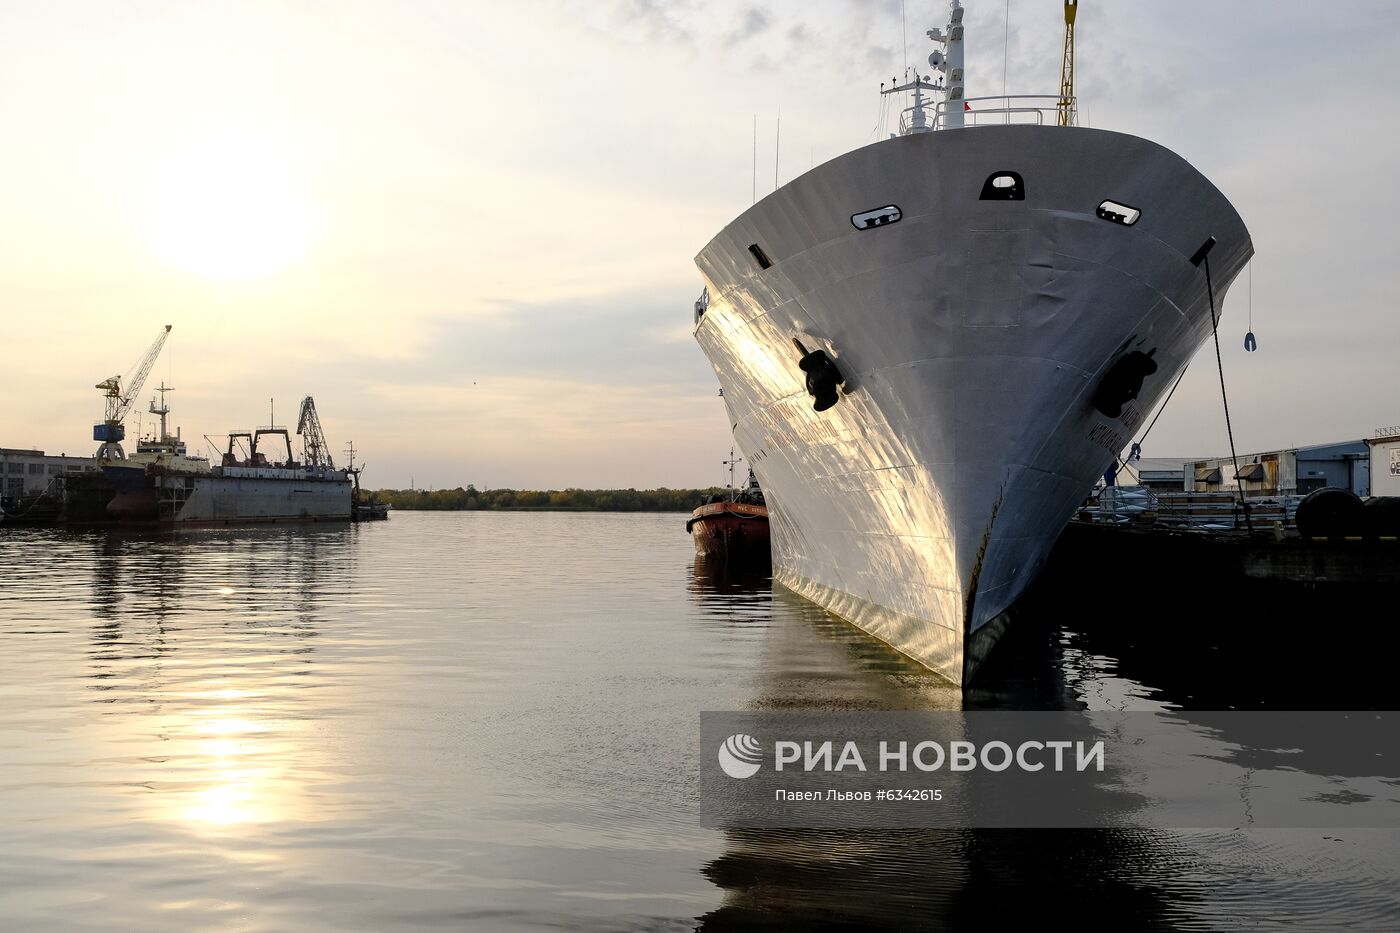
722;448;743;499
880;1;965;134
936;1;966;130
881;73;942;135
148;381;173;443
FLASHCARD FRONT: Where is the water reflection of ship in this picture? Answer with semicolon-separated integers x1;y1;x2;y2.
87;528;185;672
689;573;1183;929
686;516;1276;930
697;827;1188;931
691;554;773;597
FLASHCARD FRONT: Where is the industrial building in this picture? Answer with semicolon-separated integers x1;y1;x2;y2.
0;449;98;499
1185;440;1370;497
1367;428;1400;497
1115;457;1194;491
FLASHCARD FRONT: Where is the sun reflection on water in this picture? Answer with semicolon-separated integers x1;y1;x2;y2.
168;696;318;831
71;527;356;838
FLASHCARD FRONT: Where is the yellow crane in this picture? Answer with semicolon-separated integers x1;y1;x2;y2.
1057;0;1078;127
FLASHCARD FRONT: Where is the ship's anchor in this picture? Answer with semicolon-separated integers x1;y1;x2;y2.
792;338;845;412
1090;349;1158;419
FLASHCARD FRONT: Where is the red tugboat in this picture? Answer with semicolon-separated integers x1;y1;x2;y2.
687;451;770;561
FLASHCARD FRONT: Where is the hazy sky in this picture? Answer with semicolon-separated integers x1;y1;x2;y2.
3;1;1398;489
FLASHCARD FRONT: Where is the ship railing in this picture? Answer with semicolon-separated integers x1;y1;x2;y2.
1152;493;1300;532
1081;489;1303;533
931;95;1072;131
893;104;935;136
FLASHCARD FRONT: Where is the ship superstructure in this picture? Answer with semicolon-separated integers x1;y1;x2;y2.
129;382;210;474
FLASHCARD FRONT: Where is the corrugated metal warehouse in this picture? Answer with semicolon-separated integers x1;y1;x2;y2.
1185;440;1370;497
1368;428;1400;497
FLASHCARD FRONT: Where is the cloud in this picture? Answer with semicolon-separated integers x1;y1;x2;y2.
724;6;772;46
597;0;696;45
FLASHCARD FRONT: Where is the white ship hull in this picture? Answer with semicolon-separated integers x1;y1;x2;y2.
694;125;1251;685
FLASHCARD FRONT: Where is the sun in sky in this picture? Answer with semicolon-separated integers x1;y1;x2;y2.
146;132;318;281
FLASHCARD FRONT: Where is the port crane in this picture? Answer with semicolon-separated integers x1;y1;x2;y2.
1057;0;1078;127
296;396;335;470
93;325;172;460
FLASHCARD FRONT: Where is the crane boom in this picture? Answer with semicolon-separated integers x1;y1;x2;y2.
94;325;172;459
296;396;335;470
1057;0;1078;127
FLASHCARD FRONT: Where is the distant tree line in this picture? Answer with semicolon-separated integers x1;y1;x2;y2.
367;485;729;512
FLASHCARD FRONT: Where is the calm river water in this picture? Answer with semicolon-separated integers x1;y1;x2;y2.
1;512;1396;931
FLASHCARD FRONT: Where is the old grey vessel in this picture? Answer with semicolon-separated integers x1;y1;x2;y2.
104;396;353;525
692;1;1251;685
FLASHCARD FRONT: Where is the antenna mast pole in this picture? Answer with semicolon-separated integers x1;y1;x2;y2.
149;381;174;442
774;114;780;191
944;1;965;129
722;447;744;496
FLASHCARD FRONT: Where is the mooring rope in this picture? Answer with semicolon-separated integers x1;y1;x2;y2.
1128;361;1191;465
1203;253;1253;533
